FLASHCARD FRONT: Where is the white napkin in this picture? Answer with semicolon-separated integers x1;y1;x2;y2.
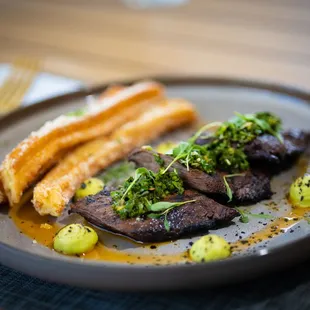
0;63;83;107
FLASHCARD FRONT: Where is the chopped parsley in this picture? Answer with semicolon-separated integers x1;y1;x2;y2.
111;111;282;224
111;167;184;219
66;107;87;117
174;143;216;174
171;111;282;174
159;122;221;175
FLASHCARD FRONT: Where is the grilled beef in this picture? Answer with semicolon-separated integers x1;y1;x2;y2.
128;149;272;204
244;129;310;172
70;189;239;243
195;129;310;173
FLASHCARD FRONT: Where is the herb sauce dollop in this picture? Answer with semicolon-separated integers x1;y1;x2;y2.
172;111;282;174
111;167;184;219
111;111;282;220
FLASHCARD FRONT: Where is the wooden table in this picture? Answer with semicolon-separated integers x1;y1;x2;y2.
0;0;309;89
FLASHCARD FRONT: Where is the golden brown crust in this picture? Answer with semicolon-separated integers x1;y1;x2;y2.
1;81;164;205
33;99;197;216
0;179;7;204
99;85;124;98
0;86;124;206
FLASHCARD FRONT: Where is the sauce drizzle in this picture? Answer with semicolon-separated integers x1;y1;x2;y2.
9;203;189;265
9;193;310;264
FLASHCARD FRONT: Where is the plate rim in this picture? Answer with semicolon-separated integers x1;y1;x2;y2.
1;76;310;288
1;75;310;130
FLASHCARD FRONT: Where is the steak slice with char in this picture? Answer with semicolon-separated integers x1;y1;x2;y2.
195;129;310;173
244;129;310;172
128;149;272;204
70;190;239;243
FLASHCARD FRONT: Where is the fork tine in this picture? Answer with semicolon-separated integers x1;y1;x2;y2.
4;58;40;108
0;70;24;103
2;57;40;103
0;57;40;114
0;58;34;109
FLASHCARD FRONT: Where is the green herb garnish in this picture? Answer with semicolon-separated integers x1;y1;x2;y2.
247;212;274;220
154;152;165;167
142;145;153;151
111;167;184;220
170;111;282;175
168;142;216;174
235;207;274;223
188;122;223;144
149;200;196;212
148;200;196;231
162;122;221;174
223;173;245;202
162;142;189;173
66;107;87;117
235;207;250;223
120;168;151;202
110;111;282;227
203;111;282;173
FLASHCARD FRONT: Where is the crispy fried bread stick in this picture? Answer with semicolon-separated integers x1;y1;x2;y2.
33;99;197;216
1;81;163;205
0;85;124;205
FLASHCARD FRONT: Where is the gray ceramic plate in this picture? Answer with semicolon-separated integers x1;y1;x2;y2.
0;77;310;292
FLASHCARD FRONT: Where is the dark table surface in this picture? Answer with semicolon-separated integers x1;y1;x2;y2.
1;259;310;310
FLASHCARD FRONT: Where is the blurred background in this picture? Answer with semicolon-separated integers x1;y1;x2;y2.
0;0;309;108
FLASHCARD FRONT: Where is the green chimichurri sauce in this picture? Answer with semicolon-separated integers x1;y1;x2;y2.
110;111;282;223
171;111;282;174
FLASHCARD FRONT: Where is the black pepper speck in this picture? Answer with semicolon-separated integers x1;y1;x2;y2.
86;197;96;204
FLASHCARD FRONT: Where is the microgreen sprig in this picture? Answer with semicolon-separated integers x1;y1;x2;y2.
111;165;184;219
223;173;245;202
148;200;196;231
188;122;223;144
162;142;189;174
235;207;249;223
163;122;222;174
120;167;153;203
235;207;275;223
66;107;87;117
234;112;283;143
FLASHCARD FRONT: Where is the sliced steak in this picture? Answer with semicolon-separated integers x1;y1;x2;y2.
70;190;239;243
244;129;310;172
195;129;310;173
128;149;272;204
